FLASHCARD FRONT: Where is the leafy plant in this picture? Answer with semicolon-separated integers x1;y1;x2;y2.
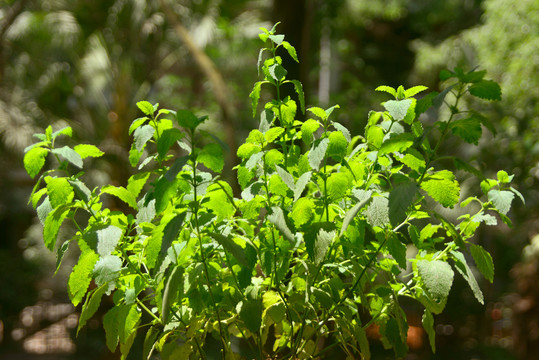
24;24;521;359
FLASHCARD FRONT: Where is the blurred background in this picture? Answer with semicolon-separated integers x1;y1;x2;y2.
0;0;537;359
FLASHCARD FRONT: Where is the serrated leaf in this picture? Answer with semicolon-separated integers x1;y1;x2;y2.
269;63;287;82
387;234;407;269
265;127;285;143
83;225;123;257
290;198;314;228
306;223;335;265
308;107;327;120
326;172;349;201
44;205;70;250
279;98;296;126
383;99;413;121
340;190;372;237
250;81;264;117
128;117;148;135
396;148;425;172
133;125;155;152
268;206;295;243
118;304;140;351
46;176;74;208
281;40;298;62
74;144;104;159
176;109;200;129
37;196;52;224
327;131;348;161
68;251;99;306
24;147;49;178
451;251;484;304
433;85;455;108
52;146;83;168
165;155;190;182
422;309;436;352
420;171;460;208
78;283;108;334
378;133;415;155
275;165;295;191
137;101;154;115
55;240;70;275
488;189;514;215
52;126;72;139
469;80;501;101
470;244;494;283
157;128;183;158
439;69;455;81
240;300;263;333
206;182;235;219
415;92;438;116
103;306;120;351
366;196;389;228
198;143;224;173
308;137;329;171
210;233;254;268
93;255;123;291
366;125;384;149
450;116;482;145
405;86;428;98
294;171;312;202
331;122;351;142
417;260;454;305
289;79;305;114
142;325;160;360
375;85;396;97
389;181;417;226
101;185;138;210
301;119;320;145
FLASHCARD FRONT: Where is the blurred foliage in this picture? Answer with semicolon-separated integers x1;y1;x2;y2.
0;0;536;358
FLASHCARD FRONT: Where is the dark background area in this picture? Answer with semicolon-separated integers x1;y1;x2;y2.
0;0;537;359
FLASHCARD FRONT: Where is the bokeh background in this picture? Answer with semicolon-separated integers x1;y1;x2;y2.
0;0;537;359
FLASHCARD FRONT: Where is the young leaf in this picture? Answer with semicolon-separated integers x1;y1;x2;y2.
205;182;235;219
488;189;514;215
327;131;348;161
133;125;155;152
68;251;99;306
101;185;138;210
78;283;108;334
249;81;264;117
340;190;372;237
281;40;298;62
89;225;123;256
265;126;285;143
290;198;314;228
52;126;73;139
451;251;484;304
129;117;148;135
268;206;295;243
404;86;428;98
137;101;154;116
301;119;320;145
470;244;494;283
52;146;83;168
294;171;312;202
289;79;305;114
176;109;200;129
46;177;74;208
375;85;396;97
420;171;460;208
383;99;413;121
198;143;224;173
74;144;105;159
326;172;350;201
275;165;295;191
44;206;70;250
378;133;415;155
24;147;49;178
366;196;390;228
157;128;183;158
308;137;329;171
93;255;123;292
469;80;502;101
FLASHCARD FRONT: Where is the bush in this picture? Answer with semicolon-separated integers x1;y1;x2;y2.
23;24;520;359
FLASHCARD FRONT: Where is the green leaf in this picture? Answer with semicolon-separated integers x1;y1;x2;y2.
198;143;224;173
68;251;99;306
383;99;413;121
52;126;73;139
165;155;190;182
269;34;284;45
127;172;151;198
378;133;415;155
279;98;297;126
450;116;482;145
269;63;287;82
290;198;314;228
162;266;184;323
83;225;123;256
52;146;83;168
375;85;396;97
78;283;108;334
289;79;305;113
24;147;49;179
55;240;70;275
417;260;454;306
470;244;494;283
157;128;183;158
129;117;148;135
301;119;320;145
237;143;260;160
44;205;70;250
249;81;264;117
142;325;160;360
488;189;514;215
389;181;417;226
103;306;120;351
396;148;425;172
210;233;255;268
308;137;329;171
240;300;263;333
366;125;384;149
422;309;436;353
420;171;460;208
46;177;74;208
265;127;285;143
281;40;298;62
137;101;154;116
133;125;155;152
415;92;437;116
275;165;295;191
405;86;428;98
306;223;335;265
176;109;200;129
205;182;235;219
308;106;327;120
101;185;138;210
366;196;389;228
387;234;407;269
160;212;187;265
93;255;123;290
326;172;350;201
268;206;295;243
294;171;312;202
439;69;455;81
340;190;372;237
469;80;502;101
74;144;104;159
451;251;484;304
327;131;348;161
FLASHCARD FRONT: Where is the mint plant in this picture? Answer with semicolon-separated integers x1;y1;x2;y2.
23;24;521;359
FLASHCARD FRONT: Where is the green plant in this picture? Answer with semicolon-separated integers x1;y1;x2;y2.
24;24;522;359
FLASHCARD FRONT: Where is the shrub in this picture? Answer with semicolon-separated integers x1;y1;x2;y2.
23;24;521;359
